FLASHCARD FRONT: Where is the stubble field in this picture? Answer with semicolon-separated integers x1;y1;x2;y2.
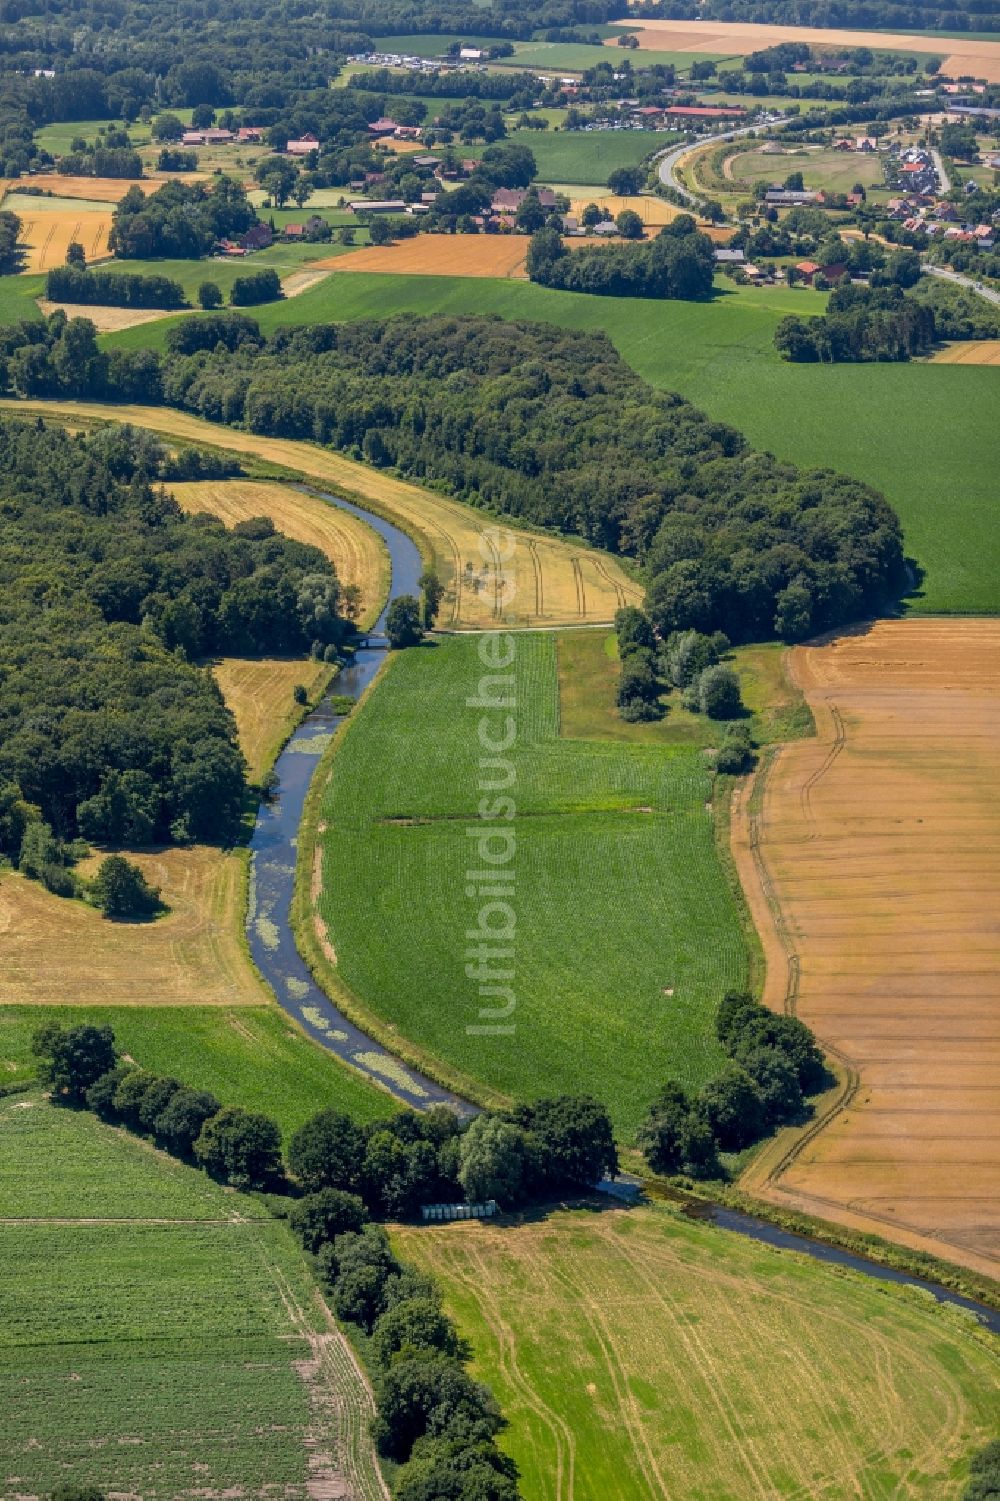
0;1095;386;1500
170;478;389;630
396;1203;1000;1501
14;208;112;271
329;234;531;279
734;618;1000;1280
1;400;643;630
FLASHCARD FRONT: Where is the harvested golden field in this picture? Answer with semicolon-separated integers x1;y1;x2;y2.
16;209;112;272
327;235;530;279
932;340;1000;366
568;192;735;242
3;401;643;630
3;174;171;201
213;657;331;783
36;299;169;331
170;479;389;629
0;846;266;1008
734;619;1000;1279
617;19;1000;82
396;1204;1000;1501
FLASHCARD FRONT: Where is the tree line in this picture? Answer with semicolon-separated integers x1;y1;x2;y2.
0;409;354;847
526;215;717;301
775;284;938;363
60;309;906;644
46;264;188;309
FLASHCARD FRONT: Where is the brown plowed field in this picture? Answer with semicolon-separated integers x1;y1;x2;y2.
325;235;530;279
616;20;1000;83
734;618;1000;1279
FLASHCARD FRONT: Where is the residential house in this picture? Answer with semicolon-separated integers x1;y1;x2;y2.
240;223;273;251
794;260;820;283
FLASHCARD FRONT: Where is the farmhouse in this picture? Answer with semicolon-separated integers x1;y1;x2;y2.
348;198;407;214
367;118;398;138
714;247;746;263
286;133;320;157
765;189;822;206
182;128;235;147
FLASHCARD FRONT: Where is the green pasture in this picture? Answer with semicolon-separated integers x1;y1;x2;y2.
471;127;681;185
33;110;195;154
0;272;43;319
728;146;886;193
196;270;998;618
498;40;733;73
315;633;745;1134
65;241;349;301
398;1202;1000;1501
0;1095;382;1499
0;1003;395;1133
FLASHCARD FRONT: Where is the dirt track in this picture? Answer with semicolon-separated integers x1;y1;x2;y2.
734;619;1000;1279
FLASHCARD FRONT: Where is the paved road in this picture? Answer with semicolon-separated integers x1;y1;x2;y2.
924;262;1000;306
930;147;951;194
654;121;785;204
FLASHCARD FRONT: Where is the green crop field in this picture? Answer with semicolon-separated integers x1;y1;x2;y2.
0;1095;383;1499
199;270;997;618
313;634;746;1133
498;40;731;73
470;127;681;185
0;1004;396;1133
33;110;195;153
0;271;43;320
396;1203;1000;1501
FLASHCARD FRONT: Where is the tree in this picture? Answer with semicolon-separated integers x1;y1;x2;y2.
963;1439;1000;1501
65;240;86;269
90;854;161;918
458;1115;529;1207
230;269;282;306
699;1064;766;1150
581;201;602;228
198;280;223;309
784;170;804;191
194;1105;282;1188
32;1023;118;1104
152;112;184;142
85;1063;133;1119
288;1108;367;1192
290;1188;369;1252
511;1095;618;1193
77;769;157;845
774;581;813;641
418;569;445;630
616;209;643;241
372;1297;461;1368
112;1068;159;1128
608;166;644;196
614;606;655;656
154;1086;221;1155
255;155;297;207
49;1489;108;1501
638;1081;695;1174
515;192;546;234
386;596;423;649
736;1047;804;1124
191;102;216;129
137;1075;183;1132
715;723;754;775
697;665;743;719
369;216;393;246
374;1355;502;1462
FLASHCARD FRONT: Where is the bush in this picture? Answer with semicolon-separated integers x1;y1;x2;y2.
715;724;754;775
698;665;743;720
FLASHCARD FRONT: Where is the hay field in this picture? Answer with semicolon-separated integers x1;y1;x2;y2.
328;235;530;279
213;657;331;783
3;400;642;630
567;191;734;240
616;19;1000;82
0;845;265;1008
0;1096;385;1499
15;209;112;271
396;1204;999;1501
36;299;169;331
734;618;1000;1280
2;174;169;201
170;478;389;629
932;339;1000;365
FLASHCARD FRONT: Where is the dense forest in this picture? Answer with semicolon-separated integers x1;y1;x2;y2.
774;283;938;362
0;413;355;851
527;217;717;300
0;311;904;644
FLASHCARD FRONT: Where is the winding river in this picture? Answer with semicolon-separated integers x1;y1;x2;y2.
245;487;473;1117
245;485;998;1331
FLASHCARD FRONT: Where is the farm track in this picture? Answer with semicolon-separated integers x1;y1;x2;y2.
734;619;1000;1280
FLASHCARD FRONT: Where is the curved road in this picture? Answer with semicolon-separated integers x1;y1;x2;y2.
924;261;1000;306
654;120;786;204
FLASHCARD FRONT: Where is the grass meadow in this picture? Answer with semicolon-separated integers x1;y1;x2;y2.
314;634;746;1134
0;1095;383;1499
472;127;682;185
396;1203;1000;1501
201;270;999;618
0;1004;396;1132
